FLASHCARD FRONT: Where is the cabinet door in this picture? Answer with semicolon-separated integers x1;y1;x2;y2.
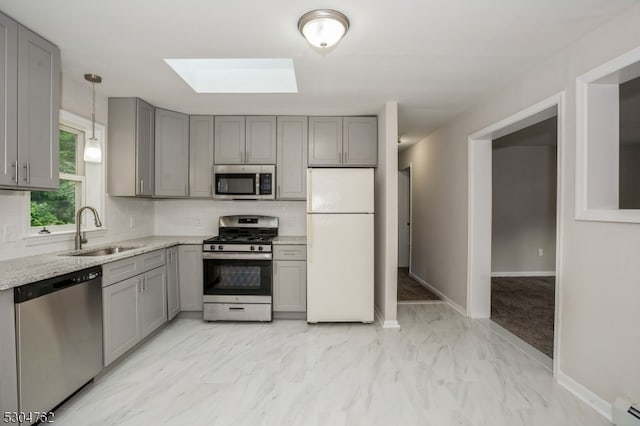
277;116;307;200
179;245;203;311
214;116;245;164
17;25;60;190
273;261;307;312
246;116;276;164
0;13;17;187
189;115;214;198
343;117;378;166
155;108;189;197
136;99;155;196
103;277;141;366
166;247;180;320
308;117;342;166
139;267;167;339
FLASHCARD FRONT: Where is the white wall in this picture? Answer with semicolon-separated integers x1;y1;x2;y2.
0;73;155;260
399;4;640;407
374;101;398;326
154;200;306;236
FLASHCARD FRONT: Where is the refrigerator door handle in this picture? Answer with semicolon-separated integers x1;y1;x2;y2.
307;215;312;264
307;169;312;212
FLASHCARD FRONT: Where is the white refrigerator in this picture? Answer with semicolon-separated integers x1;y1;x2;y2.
306;168;374;323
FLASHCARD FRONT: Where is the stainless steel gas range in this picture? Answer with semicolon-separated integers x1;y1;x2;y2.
202;215;277;322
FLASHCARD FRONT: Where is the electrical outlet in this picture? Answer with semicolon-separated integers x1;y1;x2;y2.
537;248;544;257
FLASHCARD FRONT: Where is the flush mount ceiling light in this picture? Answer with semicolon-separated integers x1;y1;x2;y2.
83;73;102;163
298;9;350;49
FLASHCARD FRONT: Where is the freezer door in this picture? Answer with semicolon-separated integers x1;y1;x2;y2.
307;168;374;213
307;213;374;322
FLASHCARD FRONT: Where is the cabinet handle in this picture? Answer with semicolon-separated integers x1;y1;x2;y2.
209;183;213;197
11;161;18;182
139;278;143;293
343;151;347;163
143;277;147;293
140;179;144;194
229;307;245;311
185;183;188;196
246;149;250;163
23;162;30;184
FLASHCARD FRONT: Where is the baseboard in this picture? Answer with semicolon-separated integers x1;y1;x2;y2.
557;370;612;421
491;271;556;277
482;319;553;372
408;272;467;316
375;306;401;329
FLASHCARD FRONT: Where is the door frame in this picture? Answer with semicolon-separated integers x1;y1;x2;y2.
398;164;413;273
466;92;565;377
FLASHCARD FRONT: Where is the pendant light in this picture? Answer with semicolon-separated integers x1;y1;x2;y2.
298;9;350;49
83;73;103;163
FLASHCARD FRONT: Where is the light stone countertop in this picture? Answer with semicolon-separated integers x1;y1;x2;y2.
0;236;206;291
272;236;306;245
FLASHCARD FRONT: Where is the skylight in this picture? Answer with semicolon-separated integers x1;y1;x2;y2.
164;58;298;93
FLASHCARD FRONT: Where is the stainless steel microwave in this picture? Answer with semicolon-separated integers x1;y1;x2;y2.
212;165;275;200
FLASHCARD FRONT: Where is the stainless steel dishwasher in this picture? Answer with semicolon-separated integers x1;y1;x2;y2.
14;266;103;417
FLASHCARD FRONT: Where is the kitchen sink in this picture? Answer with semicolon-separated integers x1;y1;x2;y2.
67;246;139;257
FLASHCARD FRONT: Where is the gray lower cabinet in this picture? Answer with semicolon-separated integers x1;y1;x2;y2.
102;249;168;366
189;115;214;198
155;108;189;197
273;245;307;313
179;245;203;311
108;97;155;196
308;116;377;167
276;116;307;200
0;12;60;191
166;246;180;320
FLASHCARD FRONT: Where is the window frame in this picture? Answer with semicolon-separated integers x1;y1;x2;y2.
24;110;106;242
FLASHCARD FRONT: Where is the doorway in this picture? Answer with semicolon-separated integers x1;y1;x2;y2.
397;166;440;303
467;93;564;375
490;117;558;367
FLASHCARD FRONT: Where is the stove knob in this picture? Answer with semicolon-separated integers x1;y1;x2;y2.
250;246;255;251
258;246;264;251
218;245;223;250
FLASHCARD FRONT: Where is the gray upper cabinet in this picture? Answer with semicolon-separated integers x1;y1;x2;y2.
0;12;60;190
155;108;189;197
246;116;276;164
343;117;378;166
277;116;307;200
214;116;245;164
189;115;214;198
309;116;377;167
215;116;276;165
308;117;342;166
108;98;155;196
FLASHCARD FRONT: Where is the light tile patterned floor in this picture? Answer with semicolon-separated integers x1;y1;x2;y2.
54;304;606;426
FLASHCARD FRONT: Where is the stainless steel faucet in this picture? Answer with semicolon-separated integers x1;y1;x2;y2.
75;206;103;250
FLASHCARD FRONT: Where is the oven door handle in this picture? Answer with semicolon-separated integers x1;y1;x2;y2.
202;252;273;260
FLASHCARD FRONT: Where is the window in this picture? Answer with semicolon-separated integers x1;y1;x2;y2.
30;126;85;230
27;110;105;236
576;46;640;223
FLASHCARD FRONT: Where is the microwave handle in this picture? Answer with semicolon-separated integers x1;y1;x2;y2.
256;173;260;195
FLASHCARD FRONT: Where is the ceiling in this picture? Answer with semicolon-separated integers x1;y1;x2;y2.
0;0;636;147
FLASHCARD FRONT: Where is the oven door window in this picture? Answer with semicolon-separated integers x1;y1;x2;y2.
215;174;256;195
204;259;272;296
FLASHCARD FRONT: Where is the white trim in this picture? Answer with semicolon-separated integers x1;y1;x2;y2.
575;45;640;223
397;300;445;305
375;307;401;329
409;272;467;316
467;92;565;378
481;319;553;372
491;271;556;277
23;228;108;247
557;370;612;422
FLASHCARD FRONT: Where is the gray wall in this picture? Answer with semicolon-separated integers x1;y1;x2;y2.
491;119;557;274
399;4;640;406
619;75;640;208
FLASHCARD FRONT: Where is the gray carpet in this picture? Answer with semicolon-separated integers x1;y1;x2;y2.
397;268;440;301
491;276;555;358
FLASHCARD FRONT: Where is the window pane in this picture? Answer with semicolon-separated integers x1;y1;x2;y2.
59;129;78;174
30;180;78;226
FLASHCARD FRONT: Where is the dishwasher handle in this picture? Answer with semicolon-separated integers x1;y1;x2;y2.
14;266;102;304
